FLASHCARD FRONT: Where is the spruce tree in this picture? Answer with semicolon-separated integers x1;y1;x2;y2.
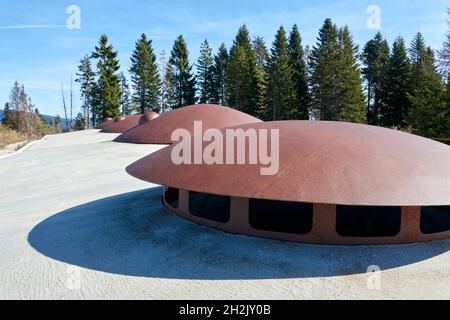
409;32;428;97
2;103;13;128
409;33;427;70
130;33;160;113
363;32;390;125
383;37;411;127
447;74;450;105
335;26;366;123
162;62;176;112
253;36;269;118
266;26;296;120
309;19;340;120
310;21;367;123
211;43;229;105
169;35;197;108
159;50;174;112
90;82;103;125
73;112;85;131
407;45;449;138
226;25;261;116
288;24;310;120
92;35;121;122
76;55;95;128
119;72;134;115
373;39;390;125
34;107;45;123
254;36;268;71
446;78;450;135
196;39;214;104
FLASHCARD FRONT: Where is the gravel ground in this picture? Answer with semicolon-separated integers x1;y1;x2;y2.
0;129;449;300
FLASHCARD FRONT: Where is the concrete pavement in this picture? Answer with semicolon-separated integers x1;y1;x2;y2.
0;130;449;299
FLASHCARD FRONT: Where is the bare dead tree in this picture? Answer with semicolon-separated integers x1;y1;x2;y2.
61;85;70;132
438;8;450;78
70;74;74;129
17;85;36;138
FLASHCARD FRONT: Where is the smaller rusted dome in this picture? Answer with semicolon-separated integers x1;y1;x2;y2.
114;104;262;144
96;117;114;129
144;111;160;122
101;112;160;133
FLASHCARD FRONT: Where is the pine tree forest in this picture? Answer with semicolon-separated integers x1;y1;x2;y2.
3;15;450;141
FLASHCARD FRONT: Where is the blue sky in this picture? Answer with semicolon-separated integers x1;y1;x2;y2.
0;0;448;116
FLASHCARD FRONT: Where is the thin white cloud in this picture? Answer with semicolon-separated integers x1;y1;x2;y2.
0;79;79;92
0;24;65;30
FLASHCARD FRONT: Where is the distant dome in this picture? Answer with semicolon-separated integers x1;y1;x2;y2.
101;112;159;133
114;104;262;144
144;111;160;122
96;117;114;129
127;121;450;245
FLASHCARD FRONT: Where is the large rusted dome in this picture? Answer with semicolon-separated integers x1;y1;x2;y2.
127;121;450;206
114;104;263;144
127;121;450;245
101;112;160;134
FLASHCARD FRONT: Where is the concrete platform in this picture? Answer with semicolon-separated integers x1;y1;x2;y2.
0;130;449;299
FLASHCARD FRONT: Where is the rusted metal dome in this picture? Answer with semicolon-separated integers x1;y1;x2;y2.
127;121;450;206
127;121;450;245
101;112;159;133
114;104;263;144
96;117;114;129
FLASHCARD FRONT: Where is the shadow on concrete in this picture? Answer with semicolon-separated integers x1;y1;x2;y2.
28;188;450;280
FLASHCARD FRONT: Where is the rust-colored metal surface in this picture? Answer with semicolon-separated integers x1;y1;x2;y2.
101;112;159;133
162;191;450;245
114;104;263;144
143;111;160;122
96;117;114;129
127;121;450;206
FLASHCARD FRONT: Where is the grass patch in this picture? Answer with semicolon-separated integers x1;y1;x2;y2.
0;125;29;149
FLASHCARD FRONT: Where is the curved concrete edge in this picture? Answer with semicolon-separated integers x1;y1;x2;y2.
0;135;49;160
